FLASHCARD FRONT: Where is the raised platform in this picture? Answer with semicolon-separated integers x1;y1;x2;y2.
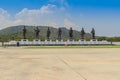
3;39;112;46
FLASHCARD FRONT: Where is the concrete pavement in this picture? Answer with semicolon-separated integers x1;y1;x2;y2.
0;48;120;80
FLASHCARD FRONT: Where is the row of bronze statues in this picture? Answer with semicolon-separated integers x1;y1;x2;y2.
23;26;96;41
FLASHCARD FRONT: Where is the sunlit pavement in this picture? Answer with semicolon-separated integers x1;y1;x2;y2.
0;48;120;80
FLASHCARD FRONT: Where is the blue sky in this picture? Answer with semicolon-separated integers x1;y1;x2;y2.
0;0;120;36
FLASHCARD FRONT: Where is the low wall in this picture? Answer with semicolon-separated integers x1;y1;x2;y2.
112;42;120;45
2;39;112;46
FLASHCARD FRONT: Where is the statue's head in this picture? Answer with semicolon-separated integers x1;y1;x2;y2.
70;27;72;30
59;28;61;31
48;27;50;30
81;28;84;32
92;28;95;33
82;28;84;30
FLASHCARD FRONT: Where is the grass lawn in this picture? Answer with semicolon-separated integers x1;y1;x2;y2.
26;45;120;49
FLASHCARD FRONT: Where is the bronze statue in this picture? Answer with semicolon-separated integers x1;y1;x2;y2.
58;28;62;40
34;27;40;39
91;28;95;39
69;27;73;40
47;27;51;40
23;26;27;39
80;28;85;40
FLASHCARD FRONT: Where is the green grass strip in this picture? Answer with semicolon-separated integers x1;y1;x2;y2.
1;45;120;49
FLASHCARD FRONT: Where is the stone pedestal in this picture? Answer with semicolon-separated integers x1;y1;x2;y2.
33;39;40;45
20;39;29;45
3;39;112;46
100;40;110;45
79;39;86;41
90;39;98;41
33;39;40;41
21;39;28;41
90;39;98;44
9;40;17;45
67;39;75;45
56;39;64;45
79;39;86;45
45;39;52;45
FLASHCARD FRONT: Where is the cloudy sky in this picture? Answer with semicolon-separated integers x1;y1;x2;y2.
0;0;120;36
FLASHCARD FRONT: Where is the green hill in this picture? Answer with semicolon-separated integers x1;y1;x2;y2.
0;25;91;41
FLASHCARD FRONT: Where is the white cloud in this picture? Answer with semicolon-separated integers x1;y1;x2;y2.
48;22;58;28
0;4;67;29
15;4;57;21
0;8;10;18
0;8;12;28
16;4;57;18
64;19;79;29
14;4;64;26
49;0;69;7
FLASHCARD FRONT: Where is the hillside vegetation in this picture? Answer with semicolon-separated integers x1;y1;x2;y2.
0;25;91;41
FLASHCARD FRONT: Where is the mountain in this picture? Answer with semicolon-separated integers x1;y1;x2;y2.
0;25;91;41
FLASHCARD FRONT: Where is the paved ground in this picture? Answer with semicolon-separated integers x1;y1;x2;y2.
0;47;120;80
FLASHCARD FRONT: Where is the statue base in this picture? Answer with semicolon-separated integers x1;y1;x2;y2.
33;39;40;42
56;39;64;45
90;39;98;41
46;39;51;41
79;39;86;41
90;39;98;44
21;39;28;42
33;39;40;45
68;38;74;41
9;40;17;45
20;39;29;45
56;39;63;42
45;39;52;42
66;39;75;45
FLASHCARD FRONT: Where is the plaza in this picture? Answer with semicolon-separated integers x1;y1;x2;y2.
0;47;120;80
